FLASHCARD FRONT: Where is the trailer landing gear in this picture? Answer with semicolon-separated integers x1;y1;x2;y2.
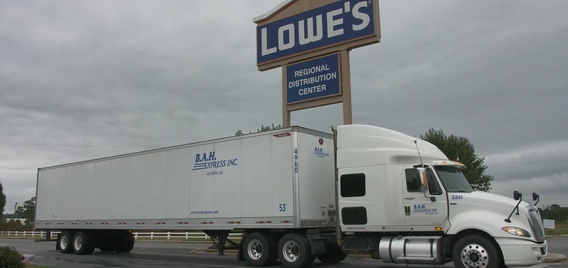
204;230;239;255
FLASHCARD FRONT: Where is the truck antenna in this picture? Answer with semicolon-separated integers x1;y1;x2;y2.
414;140;424;167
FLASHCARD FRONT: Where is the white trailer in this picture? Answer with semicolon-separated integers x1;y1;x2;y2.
35;125;547;267
36;126;336;257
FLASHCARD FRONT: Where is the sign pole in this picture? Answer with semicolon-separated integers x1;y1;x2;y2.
341;50;352;125
282;66;291;127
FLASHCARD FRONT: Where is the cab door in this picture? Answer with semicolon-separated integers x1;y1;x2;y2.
402;167;448;231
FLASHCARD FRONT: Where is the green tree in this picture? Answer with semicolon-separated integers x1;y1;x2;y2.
0;182;5;221
236;123;282;136
15;197;35;226
540;204;567;222
421;129;493;192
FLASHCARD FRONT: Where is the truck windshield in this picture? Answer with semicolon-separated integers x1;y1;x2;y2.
434;166;473;193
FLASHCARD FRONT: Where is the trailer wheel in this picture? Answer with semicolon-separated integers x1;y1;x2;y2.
452;235;501;268
72;231;95;255
278;233;315;268
58;231;74;254
99;245;114;252
115;231;135;253
316;243;347;264
243;232;277;267
98;237;115;252
126;233;135;252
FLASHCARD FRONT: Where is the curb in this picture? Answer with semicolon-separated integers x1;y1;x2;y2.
545;253;568;263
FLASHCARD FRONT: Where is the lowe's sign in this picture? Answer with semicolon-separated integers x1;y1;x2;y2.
256;0;376;66
287;54;339;103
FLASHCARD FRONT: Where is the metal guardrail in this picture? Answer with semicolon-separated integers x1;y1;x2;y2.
0;230;241;241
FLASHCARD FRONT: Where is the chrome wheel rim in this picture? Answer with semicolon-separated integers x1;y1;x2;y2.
247;239;263;260
74;236;83;251
461;243;489;268
60;235;69;249
281;240;300;263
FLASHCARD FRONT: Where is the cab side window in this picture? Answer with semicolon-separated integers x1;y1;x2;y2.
405;169;423;192
340;173;366;197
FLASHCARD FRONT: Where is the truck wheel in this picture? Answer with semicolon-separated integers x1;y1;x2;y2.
278;233;315;268
58;231;74;254
243;232;277;267
72;231;95;255
99;245;114;252
98;237;115;252
452;235;501;268
126;233;135;252
316;243;347;264
115;231;135;253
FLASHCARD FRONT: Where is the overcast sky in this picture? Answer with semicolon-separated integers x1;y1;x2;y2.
1;0;567;214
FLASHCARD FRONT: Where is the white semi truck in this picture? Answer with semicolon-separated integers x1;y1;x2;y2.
35;124;547;267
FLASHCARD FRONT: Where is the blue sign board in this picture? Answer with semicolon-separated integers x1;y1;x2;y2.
287;54;340;104
257;0;376;66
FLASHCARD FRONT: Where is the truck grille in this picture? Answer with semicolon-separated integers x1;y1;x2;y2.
527;208;545;242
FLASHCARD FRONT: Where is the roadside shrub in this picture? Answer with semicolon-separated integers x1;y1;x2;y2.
0;246;25;268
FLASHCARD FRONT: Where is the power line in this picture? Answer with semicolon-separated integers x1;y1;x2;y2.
0;142;157;149
0;168;36;171
486;159;568;166
472;138;567;144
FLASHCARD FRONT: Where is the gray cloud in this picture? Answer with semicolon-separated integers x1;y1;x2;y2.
1;0;567;213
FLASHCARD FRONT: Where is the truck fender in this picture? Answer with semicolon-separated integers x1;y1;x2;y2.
306;232;327;255
446;210;507;262
446;209;507;238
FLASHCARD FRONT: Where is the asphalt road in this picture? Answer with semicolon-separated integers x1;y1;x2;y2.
1;237;566;268
547;236;568;257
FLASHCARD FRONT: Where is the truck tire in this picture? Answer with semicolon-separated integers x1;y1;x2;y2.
278;233;315;268
98;237;115;252
316;243;347;264
115;231;135;253
452;235;501;268
243;232;277;267
72;231;95;255
98;245;114;252
126;234;135;252
58;231;74;254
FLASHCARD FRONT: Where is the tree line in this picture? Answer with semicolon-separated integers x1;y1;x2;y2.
540;204;568;222
0;183;35;229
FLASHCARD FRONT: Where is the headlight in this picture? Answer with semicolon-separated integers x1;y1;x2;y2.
502;226;530;237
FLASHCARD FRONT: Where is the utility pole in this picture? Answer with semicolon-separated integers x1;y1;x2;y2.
14;202;17;223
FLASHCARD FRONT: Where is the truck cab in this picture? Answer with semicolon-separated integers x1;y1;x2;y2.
336;124;547;267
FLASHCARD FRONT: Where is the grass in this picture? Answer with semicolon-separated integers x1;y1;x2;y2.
545;222;568;236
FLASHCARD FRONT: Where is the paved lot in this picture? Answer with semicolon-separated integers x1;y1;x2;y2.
1;237;566;267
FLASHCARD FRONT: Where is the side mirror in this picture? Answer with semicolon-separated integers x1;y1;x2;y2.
532;192;540;206
513;191;522;201
417;167;436;201
505;191;524;222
